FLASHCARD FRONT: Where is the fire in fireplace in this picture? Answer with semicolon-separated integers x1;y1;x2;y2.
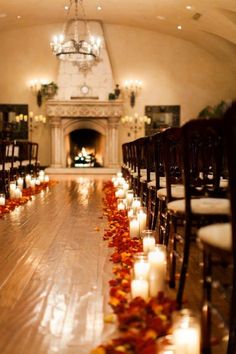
69;129;104;168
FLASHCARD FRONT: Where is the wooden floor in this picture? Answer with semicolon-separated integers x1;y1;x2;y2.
0;175;229;353
0;175;114;354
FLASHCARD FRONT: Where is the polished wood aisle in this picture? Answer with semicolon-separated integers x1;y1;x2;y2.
0;176;113;354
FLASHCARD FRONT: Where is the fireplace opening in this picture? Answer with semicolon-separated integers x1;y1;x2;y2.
69;129;104;167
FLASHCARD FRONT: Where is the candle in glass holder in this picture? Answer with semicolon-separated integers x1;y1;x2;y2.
134;254;150;280
173;309;201;354
117;172;123;178
129;215;139;238
25;174;31;188
0;193;6;206
35;178;41;185
14;186;22;199
9;181;17;199
131;279;149;300
117;199;126;211
115;188;126;199
44;175;49;183
132;197;141;211
148;245;167;296
17;177;24;190
142;232;156;253
30;178;36;188
127;208;134;219
126;190;134;207
137;207;147;235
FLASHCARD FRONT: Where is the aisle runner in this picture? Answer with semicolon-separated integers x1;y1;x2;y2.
0;180;57;217
91;181;176;354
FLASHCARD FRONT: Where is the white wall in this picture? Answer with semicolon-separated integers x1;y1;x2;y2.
0;23;235;165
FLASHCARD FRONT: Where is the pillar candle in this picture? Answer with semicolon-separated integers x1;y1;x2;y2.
14;187;22;199
131;279;149;300
9;182;16;199
0;194;6;206
134;260;150;280
138;207;147;235
25;174;31;188
173;312;200;354
129;216;139;238
44;175;50;182
148;245;167;297
117;199;125;210
143;235;155;253
17;177;24;190
126;190;134;207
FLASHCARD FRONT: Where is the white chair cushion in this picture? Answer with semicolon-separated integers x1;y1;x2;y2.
198;223;231;251
220;178;228;188
148;180;156;188
160;177;166;188
140;169;147;177
22;160;30;166
157;184;185;199
167;197;230;215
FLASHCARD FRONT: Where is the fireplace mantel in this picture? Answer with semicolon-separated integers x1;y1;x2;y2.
46;99;124;118
46;99;124;168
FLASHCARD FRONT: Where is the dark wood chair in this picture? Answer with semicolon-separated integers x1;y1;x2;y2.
167;118;229;307
197;101;236;353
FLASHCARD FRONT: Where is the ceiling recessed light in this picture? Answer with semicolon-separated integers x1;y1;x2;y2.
64;5;69;11
177;25;182;30
17;15;22;19
97;5;102;11
186;5;192;10
156;15;166;21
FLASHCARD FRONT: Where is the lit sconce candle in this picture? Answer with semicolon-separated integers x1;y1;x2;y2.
9;181;17;199
133;254;150;280
173;310;201;354
137;207;147;236
17;177;24;190
132;197;141;212
117;199;126;211
0;193;6;206
30;178;36;188
148;245;167;297
131;279;149;301
14;186;22;199
129;215;140;238
25;174;32;188
44;175;50;183
126;190;134;207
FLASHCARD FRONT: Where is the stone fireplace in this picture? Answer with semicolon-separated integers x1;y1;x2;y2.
46;99;123;168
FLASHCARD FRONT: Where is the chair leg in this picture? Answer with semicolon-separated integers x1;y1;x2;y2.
169;215;177;289
201;249;212;354
227;267;236;354
176;222;191;308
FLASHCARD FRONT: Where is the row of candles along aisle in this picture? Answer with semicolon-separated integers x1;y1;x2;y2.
112;172;201;354
0;170;50;205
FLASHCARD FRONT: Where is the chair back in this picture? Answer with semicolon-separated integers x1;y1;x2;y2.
181;118;226;216
152;131;165;189
224;101;236;352
162;127;182;202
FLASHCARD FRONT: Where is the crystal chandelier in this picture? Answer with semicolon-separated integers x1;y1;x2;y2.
50;0;101;75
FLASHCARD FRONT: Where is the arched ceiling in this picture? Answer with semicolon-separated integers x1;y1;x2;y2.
0;0;236;61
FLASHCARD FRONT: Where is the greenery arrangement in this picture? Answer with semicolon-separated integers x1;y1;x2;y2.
37;81;58;107
198;100;230;119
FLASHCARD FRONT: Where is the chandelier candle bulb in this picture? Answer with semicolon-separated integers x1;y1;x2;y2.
129;216;140;238
142;235;156;253
0;194;6;206
148;245;167;296
131;279;149;301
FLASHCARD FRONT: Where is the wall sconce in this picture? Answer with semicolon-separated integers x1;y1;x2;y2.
121;112;151;138
29;79;58;107
124;80;142;107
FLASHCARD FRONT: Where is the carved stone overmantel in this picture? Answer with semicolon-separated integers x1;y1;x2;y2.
46;100;124;168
